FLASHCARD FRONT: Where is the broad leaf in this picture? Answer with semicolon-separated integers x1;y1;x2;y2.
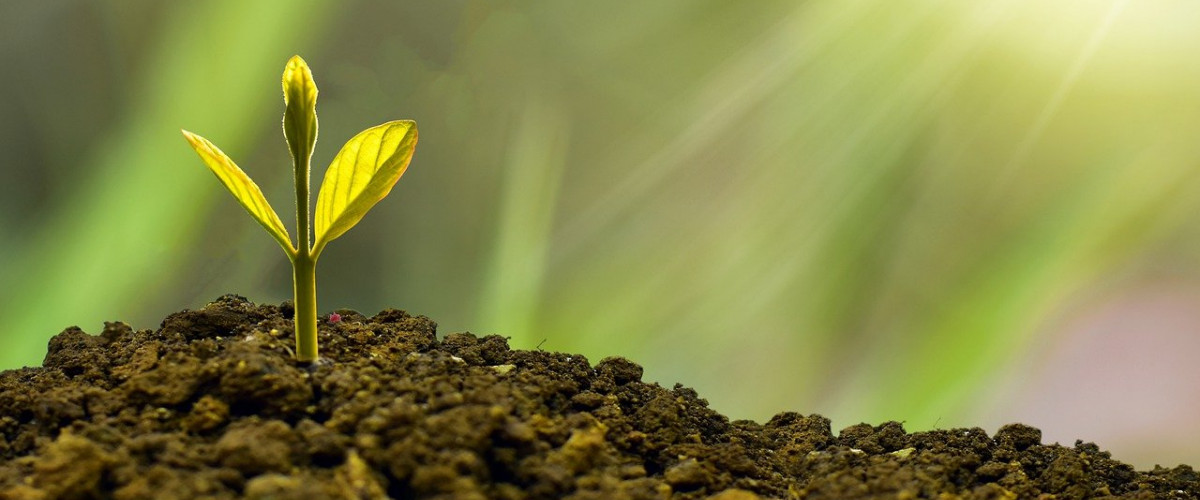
282;55;318;169
313;120;418;256
181;130;296;256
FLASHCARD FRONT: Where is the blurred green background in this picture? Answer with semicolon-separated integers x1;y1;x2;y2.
3;0;1200;468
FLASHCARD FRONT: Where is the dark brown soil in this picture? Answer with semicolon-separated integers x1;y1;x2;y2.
0;295;1195;499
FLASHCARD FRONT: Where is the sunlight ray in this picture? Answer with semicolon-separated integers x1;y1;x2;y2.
988;0;1129;195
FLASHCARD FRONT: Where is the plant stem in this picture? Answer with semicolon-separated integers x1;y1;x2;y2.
292;106;316;361
292;252;318;361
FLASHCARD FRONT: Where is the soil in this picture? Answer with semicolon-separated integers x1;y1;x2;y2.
0;295;1196;499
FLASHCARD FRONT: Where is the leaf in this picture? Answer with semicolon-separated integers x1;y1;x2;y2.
282;55;318;168
181;130;297;257
313;120;418;256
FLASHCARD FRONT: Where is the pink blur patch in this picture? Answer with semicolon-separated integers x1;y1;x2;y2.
328;312;342;324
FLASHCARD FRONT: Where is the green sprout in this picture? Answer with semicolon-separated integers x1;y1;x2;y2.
182;55;418;362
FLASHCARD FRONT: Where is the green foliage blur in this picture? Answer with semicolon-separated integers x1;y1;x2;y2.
3;0;1200;466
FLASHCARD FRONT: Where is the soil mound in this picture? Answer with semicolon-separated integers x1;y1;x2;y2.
0;295;1195;499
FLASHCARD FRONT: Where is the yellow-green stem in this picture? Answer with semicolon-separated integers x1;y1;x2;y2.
291;92;316;361
292;253;318;361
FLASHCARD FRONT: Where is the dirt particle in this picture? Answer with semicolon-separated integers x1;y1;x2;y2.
182;394;229;433
215;418;296;476
123;354;201;406
31;432;115;499
243;473;339;500
206;346;312;417
502;420;536;444
296;419;349;466
995;423;1043;451
706;488;764;500
111;341;161;381
620;463;648;479
558;424;610;474
333;449;387;498
596;356;644;384
665;458;708;490
571;390;608;410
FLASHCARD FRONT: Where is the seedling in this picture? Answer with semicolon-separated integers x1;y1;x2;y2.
182;56;417;362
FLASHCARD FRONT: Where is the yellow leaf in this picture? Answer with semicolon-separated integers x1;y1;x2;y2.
181;130;296;257
313;120;418;256
282;55;318;168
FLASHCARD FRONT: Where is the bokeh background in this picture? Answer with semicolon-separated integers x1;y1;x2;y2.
3;0;1200;468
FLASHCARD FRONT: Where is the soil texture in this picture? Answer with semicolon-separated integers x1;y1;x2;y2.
0;295;1196;499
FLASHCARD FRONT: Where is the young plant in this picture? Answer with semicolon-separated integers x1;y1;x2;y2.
182;55;417;362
